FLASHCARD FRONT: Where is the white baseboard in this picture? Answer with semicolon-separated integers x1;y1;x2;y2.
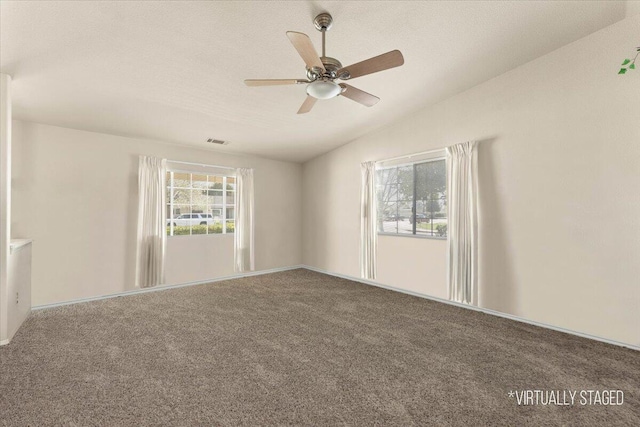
301;265;640;352
25;263;639;352
0;339;10;346
32;265;305;311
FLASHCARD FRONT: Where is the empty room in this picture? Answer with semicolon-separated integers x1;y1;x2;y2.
1;1;639;425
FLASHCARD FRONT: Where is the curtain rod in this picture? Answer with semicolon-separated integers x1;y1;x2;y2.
376;147;447;164
168;160;237;171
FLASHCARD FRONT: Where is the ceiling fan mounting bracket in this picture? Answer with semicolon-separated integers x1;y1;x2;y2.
313;13;333;32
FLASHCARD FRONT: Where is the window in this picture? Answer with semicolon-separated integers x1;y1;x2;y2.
376;158;447;238
166;171;235;236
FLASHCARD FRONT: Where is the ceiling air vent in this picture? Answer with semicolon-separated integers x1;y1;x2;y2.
207;138;230;145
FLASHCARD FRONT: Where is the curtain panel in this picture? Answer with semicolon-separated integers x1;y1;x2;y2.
234;168;255;272
446;141;479;305
360;161;377;280
135;156;167;288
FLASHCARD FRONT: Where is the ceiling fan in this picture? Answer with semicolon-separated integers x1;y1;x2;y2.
244;13;404;114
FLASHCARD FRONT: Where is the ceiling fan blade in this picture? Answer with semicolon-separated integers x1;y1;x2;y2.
338;83;380;107
286;31;325;72
337;50;404;80
297;95;317;114
244;79;306;86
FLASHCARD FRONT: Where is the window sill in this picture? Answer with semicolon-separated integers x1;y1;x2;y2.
377;232;446;241
167;233;234;238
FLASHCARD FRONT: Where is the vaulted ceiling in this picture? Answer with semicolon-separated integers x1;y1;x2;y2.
0;1;629;162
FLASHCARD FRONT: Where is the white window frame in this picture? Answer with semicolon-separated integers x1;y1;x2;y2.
166;169;236;237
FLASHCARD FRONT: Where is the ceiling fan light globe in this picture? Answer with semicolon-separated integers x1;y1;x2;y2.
306;80;342;100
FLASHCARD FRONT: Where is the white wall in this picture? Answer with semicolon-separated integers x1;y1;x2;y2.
627;0;640;17
11;121;302;306
0;73;11;342
7;242;31;340
302;15;640;347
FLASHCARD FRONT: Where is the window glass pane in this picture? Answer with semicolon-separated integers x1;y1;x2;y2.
380;202;398;221
377;167;399;234
169;205;191;235
378;202;398;233
166;204;173;236
209;190;224;205
397;200;412;222
192;207;206;217
199;183;215;200
432;191;448;237
397;165;413;201
396;220;413;234
172;188;190;205
192;224;207;235
193;207;208;234
191;188;208;206
209;219;223;234
192;174;208;189
208;175;224;190
226;220;235;234
377;183;397;204
173;226;190;236
415;161;446;208
173;172;190;188
415;160;447;237
394;200;413;235
171;205;191;216
376;168;397;188
226;207;235;220
377;182;397;201
377;168;399;234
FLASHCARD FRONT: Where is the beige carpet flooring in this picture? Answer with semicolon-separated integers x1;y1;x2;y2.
1;269;639;426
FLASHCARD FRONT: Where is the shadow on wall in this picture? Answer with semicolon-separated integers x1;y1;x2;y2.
124;154;139;290
305;159;338;270
10;122;34;238
477;137;518;315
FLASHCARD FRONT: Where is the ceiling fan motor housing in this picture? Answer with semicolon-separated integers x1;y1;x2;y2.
307;56;343;81
321;56;342;76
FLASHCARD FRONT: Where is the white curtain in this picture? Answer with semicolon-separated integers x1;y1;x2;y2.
234;168;255;272
360;161;377;280
135;156;167;288
447;141;479;305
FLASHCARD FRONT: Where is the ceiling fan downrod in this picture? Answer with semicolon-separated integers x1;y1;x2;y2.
310;13;343;81
314;12;332;57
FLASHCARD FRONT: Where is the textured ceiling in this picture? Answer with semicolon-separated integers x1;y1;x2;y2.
0;1;628;162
